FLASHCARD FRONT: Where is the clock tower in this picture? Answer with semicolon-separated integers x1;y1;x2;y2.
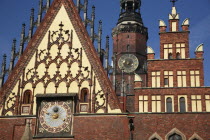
112;0;148;112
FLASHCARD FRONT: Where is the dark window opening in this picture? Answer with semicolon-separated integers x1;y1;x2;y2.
168;53;173;59
176;52;181;59
166;97;172;112
127;45;130;52
179;97;186;112
129;119;134;131
164;78;169;86
23;90;32;104
81;88;89;102
168;133;182;140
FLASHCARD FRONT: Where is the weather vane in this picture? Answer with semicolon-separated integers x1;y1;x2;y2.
170;0;178;7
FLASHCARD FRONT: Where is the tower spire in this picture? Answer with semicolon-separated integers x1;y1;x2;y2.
118;0;142;25
113;0;147;37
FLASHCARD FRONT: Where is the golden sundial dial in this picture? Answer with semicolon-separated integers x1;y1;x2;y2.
39;101;71;133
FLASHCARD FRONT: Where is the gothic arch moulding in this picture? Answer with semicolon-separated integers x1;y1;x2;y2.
189;133;203;140
165;128;186;140
148;132;163;140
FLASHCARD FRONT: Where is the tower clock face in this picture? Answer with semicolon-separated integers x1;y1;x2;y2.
118;54;139;73
39;101;72;133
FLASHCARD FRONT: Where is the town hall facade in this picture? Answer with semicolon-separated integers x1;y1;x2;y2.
0;0;209;140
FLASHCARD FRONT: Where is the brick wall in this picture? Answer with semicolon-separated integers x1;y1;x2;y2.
147;59;204;87
0;117;36;140
135;87;210;112
160;31;189;59
133;113;210;140
73;115;130;140
0;116;130;140
0;114;209;140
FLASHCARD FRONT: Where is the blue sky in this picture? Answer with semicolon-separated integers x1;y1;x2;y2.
0;0;210;86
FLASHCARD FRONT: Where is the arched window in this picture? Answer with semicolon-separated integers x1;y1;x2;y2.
179;97;186;112
166;97;172;112
127;44;130;52
81;88;89;102
189;133;203;140
176;52;181;59
149;132;162;140
168;133;182;140
168;53;173;59
23;90;32;104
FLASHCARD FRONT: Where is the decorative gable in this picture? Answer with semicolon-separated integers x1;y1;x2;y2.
0;0;121;116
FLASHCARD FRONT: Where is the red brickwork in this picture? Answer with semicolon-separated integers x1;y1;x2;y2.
195;52;204;59
169;19;179;32
147;59;204;87
160;31;190;59
182;25;189;31
0;117;36;140
73;116;130;140
134;87;210;112
133;113;210;140
1;114;209;140
159;26;167;32
113;33;147;74
0;116;130;140
147;53;155;60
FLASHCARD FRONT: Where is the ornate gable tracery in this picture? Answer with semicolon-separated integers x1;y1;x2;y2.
0;0;121;116
1;22;114;116
22;22;91;91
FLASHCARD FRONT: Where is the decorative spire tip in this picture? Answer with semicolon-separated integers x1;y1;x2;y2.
170;0;178;7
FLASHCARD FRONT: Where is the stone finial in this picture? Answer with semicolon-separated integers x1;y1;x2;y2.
105;35;109;75
169;7;179;20
182;18;190;31
195;43;204;58
159;20;167;32
90;5;95;43
9;39;16;72
19;24;26;58
97;20;102;59
147;46;155;59
37;0;43;27
28;8;34;41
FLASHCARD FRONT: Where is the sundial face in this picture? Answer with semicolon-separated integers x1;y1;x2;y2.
39;101;72;133
118;54;139;73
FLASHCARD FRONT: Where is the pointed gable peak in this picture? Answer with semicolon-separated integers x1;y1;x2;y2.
0;0;121;115
169;6;179;20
